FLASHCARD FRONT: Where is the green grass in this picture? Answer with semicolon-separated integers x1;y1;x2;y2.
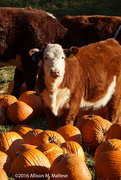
85;152;95;179
0;124;14;132
0;0;121;20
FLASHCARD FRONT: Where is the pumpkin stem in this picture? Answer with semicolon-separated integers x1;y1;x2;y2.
88;114;95;118
49;136;56;143
49;136;60;145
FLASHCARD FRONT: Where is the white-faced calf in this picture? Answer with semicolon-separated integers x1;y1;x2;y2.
30;38;121;130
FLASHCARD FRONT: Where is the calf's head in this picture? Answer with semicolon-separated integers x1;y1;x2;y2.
43;44;66;78
29;44;79;79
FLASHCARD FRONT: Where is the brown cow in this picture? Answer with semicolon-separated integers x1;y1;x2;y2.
0;7;79;98
60;15;121;45
30;38;121;130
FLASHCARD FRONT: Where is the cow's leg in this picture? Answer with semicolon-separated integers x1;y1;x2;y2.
46;108;59;130
62;92;82;126
11;68;24;98
41;98;59;130
44;107;59;130
23;62;38;91
107;94;121;123
61;108;73;126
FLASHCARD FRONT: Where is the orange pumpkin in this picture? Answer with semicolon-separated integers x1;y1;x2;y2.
50;154;92;180
11;125;33;137
0;168;8;180
23;129;43;144
0;151;11;174
94;138;121;162
56;125;82;145
0;94;17;110
6;101;34;124
95;150;121;179
31;130;65;146
0;131;24;161
16;144;37;154
106;122;121;140
81;115;112;149
37;143;63;165
11;148;50;179
77;106;108;121
76;114;93;132
61;141;85;161
19;91;44;117
0;107;7;125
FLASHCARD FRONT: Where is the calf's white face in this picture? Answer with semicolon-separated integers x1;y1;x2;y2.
43;44;65;78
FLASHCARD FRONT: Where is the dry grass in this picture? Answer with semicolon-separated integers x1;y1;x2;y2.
0;66;15;94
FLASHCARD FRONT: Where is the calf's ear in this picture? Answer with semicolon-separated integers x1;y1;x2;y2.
29;48;43;62
64;46;79;58
70;46;79;55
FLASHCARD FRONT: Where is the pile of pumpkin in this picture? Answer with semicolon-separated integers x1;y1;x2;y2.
0;124;91;180
0;90;44;125
1;87;121;179
0;115;121;179
76;115;121;179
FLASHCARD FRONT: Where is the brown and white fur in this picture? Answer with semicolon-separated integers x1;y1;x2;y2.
30;38;121;130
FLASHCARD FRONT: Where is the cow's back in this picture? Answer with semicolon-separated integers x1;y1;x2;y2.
60;15;121;45
0;7;75;63
76;38;121;102
77;38;121;73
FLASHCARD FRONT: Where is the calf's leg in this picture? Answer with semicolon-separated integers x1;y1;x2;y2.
11;68;24;98
107;93;121;123
23;62;38;91
61;92;82;126
41;98;59;130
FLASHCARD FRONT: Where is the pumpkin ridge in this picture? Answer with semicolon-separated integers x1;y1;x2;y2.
50;153;91;179
3;133;10;153
95;150;121;179
17;152;36;174
45;146;61;153
0;151;11;174
24;149;49;169
61;141;85;160
23;150;38;167
24;149;50;174
111;140;121;149
9;132;24;160
21;151;38;174
7;132;15;159
11;153;26;173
